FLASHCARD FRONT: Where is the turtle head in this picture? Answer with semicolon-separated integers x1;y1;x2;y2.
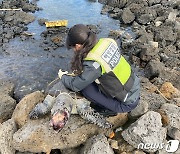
50;108;70;132
49;93;73;132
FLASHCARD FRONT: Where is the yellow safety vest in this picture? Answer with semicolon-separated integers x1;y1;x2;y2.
85;38;131;85
84;38;134;102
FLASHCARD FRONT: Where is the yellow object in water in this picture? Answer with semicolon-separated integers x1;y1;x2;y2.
45;20;68;27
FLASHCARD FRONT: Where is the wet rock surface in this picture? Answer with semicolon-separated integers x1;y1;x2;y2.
38;18;48;26
39;27;68;51
0;79;16;123
0;0;38;48
0;93;16;123
121;8;135;24
0;79;15;96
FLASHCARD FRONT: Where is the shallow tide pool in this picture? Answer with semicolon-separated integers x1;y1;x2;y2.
28;0;119;38
0;0;120;100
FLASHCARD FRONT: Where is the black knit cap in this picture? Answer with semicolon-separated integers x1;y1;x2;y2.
66;24;90;49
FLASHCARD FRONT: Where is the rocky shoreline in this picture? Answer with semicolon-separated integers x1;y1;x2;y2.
0;0;39;50
0;0;180;154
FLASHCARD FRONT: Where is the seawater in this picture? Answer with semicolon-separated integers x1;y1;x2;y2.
0;0;120;99
28;0;120;38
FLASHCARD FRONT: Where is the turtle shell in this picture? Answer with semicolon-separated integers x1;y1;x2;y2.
45;78;83;98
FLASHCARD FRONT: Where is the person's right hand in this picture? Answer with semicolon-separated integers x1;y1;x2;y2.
58;69;68;79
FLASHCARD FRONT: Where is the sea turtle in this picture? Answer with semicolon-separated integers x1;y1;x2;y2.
29;79;113;132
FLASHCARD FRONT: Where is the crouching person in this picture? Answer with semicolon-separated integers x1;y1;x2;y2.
58;24;140;116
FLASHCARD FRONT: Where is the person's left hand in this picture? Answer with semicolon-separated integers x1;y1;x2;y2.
58;69;68;79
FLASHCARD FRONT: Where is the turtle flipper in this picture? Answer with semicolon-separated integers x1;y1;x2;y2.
76;99;112;129
29;95;55;119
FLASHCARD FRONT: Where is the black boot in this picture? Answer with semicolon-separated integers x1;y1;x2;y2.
90;103;117;117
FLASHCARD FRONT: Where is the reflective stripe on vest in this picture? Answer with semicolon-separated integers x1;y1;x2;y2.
84;38;131;85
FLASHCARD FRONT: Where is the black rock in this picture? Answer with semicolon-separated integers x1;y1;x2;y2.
144;60;165;79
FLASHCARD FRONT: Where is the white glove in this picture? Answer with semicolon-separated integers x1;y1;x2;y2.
58;69;68;79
